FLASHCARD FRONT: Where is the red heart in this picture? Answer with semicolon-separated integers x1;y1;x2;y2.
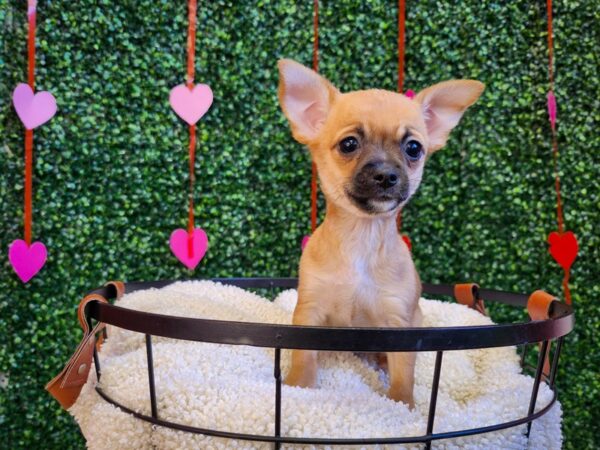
402;234;412;251
547;231;578;272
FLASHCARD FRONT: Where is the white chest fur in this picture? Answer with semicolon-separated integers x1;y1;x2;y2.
300;215;420;328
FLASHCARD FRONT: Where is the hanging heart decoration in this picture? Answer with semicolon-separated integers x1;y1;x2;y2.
9;240;47;283
168;0;211;270
169;228;208;270
8;0;53;283
401;234;412;251
301;235;311;251
169;83;213;126
544;1;577;304
12;83;57;130
547;91;557;130
547;231;578;273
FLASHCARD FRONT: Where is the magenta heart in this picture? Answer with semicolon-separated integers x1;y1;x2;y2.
547;90;557;130
301;235;310;251
169;84;213;126
12;83;57;130
8;239;47;283
169;228;208;270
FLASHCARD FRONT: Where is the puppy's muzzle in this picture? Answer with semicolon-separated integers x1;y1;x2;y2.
349;161;409;212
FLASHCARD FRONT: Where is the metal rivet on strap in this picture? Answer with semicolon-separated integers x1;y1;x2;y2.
77;363;87;375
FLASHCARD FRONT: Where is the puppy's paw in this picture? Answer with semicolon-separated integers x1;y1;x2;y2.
388;387;415;410
284;369;316;388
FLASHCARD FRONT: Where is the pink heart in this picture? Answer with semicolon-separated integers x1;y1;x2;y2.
169;228;208;270
169;84;213;126
12;83;57;130
547;90;557;130
8;239;47;283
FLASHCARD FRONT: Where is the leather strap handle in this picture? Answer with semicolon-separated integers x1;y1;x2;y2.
45;292;110;410
454;283;488;316
93;281;125;349
105;280;126;299
527;290;558;376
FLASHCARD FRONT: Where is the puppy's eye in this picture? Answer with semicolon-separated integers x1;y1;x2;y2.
339;136;359;154
404;140;423;161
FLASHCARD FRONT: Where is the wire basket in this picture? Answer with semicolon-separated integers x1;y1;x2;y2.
68;278;573;449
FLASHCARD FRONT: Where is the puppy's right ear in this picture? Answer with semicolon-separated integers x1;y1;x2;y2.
278;59;339;144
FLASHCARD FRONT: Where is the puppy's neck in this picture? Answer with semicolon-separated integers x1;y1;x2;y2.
321;203;400;255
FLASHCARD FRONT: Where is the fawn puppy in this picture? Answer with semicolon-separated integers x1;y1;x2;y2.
278;59;484;408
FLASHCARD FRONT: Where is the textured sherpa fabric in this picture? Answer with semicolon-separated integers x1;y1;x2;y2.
70;281;562;449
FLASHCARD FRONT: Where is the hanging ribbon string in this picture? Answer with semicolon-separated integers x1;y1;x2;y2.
396;0;405;231
24;0;37;245
310;0;319;233
545;0;577;305
546;0;562;233
186;0;197;258
397;0;405;95
395;0;411;251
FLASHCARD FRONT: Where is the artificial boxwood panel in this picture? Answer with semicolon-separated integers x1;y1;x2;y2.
0;0;598;448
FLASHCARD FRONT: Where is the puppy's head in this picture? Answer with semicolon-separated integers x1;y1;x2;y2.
278;59;484;217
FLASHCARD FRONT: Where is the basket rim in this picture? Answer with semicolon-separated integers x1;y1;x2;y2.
84;277;574;352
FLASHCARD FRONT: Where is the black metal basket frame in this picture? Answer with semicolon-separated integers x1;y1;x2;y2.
84;278;574;449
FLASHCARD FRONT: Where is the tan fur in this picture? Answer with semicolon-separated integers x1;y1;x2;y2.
278;59;484;408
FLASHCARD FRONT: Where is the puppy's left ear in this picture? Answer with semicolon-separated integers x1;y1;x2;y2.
416;80;485;152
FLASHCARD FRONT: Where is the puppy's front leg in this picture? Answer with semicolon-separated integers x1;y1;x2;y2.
387;351;417;409
387;306;422;409
285;299;324;388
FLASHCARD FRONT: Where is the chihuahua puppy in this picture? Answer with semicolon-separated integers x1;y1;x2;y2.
278;59;484;408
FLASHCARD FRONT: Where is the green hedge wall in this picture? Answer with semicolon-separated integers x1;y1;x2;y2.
1;0;598;448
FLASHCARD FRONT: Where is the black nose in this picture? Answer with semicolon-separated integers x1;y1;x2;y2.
373;167;399;189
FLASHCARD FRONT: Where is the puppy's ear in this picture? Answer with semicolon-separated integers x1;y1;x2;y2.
278;59;339;144
416;80;485;152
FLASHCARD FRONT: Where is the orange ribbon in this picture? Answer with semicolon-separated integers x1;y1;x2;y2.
396;0;406;232
310;0;319;233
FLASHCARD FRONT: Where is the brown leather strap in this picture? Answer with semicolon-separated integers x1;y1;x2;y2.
45;294;108;409
105;280;126;299
527;290;557;321
95;282;125;349
454;283;488;316
527;290;557;376
454;283;479;306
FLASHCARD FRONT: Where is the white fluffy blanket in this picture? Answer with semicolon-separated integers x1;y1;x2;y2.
71;281;561;449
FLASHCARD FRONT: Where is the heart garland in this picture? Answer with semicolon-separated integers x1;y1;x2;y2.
168;0;212;270
8;1;56;283
545;0;578;304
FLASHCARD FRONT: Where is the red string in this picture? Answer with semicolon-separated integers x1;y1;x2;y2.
547;0;571;304
24;2;37;245
186;0;197;258
396;0;406;231
310;0;319;233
